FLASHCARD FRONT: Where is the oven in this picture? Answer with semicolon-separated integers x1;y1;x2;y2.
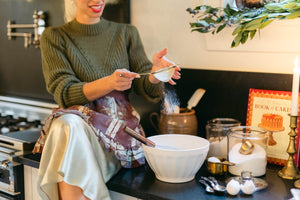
0;96;56;200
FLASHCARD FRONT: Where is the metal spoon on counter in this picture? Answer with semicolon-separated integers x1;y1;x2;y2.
199;179;214;193
208;176;226;192
201;176;226;193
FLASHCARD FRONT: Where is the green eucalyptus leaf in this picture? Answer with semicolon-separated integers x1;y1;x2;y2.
282;2;298;9
260;19;275;29
231;40;238;48
205;7;219;14
191;28;210;33
216;24;226;33
196;20;210;27
253;13;269;19
232;25;242;35
250;30;257;39
189;22;199;28
231;40;235;48
267;13;289;18
243;18;263;30
216;16;225;23
233;32;243;47
240;31;249;44
265;3;286;11
189;23;195;28
203;17;217;24
286;10;300;19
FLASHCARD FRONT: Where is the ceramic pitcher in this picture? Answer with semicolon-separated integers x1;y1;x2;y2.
150;108;198;135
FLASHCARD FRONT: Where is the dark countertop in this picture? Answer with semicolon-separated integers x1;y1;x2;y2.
18;153;295;200
107;163;294;200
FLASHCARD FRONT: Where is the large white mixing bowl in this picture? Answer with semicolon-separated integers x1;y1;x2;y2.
142;134;209;183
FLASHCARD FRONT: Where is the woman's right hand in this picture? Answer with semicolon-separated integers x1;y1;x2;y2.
83;69;140;102
109;69;140;91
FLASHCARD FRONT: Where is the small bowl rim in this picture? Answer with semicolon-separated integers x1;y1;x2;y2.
142;134;209;152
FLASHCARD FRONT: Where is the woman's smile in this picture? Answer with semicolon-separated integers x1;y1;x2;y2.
89;4;103;13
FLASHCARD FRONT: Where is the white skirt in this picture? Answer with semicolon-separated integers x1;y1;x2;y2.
37;113;121;200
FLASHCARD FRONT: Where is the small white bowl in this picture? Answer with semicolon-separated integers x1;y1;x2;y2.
142;134;209;183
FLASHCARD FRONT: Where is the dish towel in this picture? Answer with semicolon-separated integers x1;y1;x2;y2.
33;90;145;168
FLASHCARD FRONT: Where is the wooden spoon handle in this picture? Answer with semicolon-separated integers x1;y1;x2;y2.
124;126;156;147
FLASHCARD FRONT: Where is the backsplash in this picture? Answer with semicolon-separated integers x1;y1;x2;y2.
133;69;293;138
0;0;129;102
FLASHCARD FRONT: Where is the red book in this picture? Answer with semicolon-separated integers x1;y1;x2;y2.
246;88;299;166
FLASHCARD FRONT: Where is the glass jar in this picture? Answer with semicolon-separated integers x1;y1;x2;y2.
206;118;241;159
228;126;268;177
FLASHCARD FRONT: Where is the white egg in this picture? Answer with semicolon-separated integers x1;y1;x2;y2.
241;180;256;195
226;179;240;196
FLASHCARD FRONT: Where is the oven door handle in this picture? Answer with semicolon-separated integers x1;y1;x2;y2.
0;146;15;155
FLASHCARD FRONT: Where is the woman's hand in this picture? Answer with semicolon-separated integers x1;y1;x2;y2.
109;69;140;91
150;48;181;85
83;69;139;101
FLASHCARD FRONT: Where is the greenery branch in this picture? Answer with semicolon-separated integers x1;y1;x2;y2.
187;0;300;48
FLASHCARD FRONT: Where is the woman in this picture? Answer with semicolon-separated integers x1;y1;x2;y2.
33;0;180;200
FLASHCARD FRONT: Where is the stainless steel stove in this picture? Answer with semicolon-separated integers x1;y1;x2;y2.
0;96;56;199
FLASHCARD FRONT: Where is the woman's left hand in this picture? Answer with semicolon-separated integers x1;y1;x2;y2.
150;48;181;85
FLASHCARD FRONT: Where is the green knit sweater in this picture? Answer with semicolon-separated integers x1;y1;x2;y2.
40;18;163;108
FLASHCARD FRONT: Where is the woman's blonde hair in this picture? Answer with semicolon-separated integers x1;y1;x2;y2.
64;0;77;23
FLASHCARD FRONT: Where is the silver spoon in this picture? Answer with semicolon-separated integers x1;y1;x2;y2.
199;179;214;193
201;177;226;193
208;176;226;192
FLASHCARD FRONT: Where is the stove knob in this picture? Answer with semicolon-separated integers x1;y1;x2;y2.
0;161;8;170
1;127;10;134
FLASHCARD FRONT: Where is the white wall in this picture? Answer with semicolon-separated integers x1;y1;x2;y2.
131;0;300;74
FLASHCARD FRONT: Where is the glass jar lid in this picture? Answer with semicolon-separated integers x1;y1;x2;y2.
207;118;241;127
229;126;267;140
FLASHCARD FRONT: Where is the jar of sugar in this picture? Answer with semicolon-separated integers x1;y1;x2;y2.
206;118;241;159
228;126;268;177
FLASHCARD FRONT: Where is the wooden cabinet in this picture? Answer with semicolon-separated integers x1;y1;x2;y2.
24;165;42;200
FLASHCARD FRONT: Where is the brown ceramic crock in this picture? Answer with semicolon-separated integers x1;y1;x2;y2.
150;108;198;135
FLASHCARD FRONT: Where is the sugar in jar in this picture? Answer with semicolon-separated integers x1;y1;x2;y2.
206;118;241;159
227;126;268;177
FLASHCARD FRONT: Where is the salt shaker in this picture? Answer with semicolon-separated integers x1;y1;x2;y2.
228;126;268;177
206;118;240;159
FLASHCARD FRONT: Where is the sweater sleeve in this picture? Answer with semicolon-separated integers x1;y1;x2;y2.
126;25;164;103
40;27;89;108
